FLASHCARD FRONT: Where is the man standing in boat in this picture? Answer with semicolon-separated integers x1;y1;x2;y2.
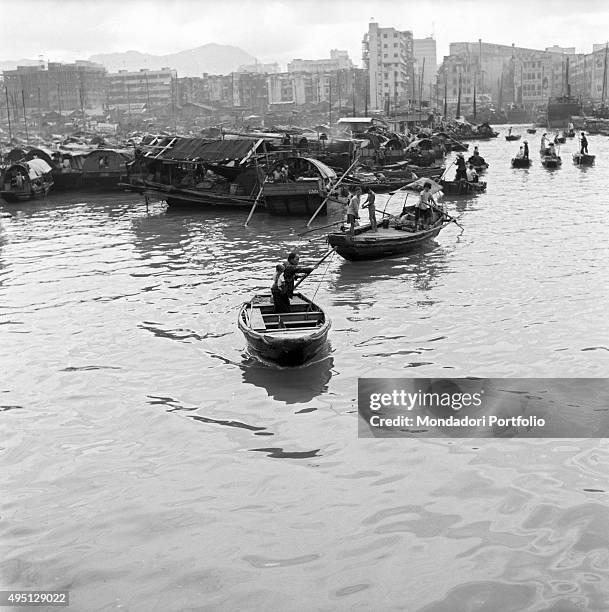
523;140;529;160
455;153;467;181
346;187;361;239
361;187;377;232
274;253;314;313
415;182;435;230
580;132;589;154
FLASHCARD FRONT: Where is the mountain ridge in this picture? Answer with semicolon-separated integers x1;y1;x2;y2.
0;43;259;77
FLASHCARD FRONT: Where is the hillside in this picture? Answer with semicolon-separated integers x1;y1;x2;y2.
89;43;258;76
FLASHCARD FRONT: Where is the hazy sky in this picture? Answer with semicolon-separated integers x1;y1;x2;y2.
2;0;609;68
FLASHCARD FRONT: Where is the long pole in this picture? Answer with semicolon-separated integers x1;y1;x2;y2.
5;87;12;142
294;247;336;290
602;43;608;105
306;156;360;227
420;57;425;106
328;77;332;125
21;90;29;144
244;184;264;226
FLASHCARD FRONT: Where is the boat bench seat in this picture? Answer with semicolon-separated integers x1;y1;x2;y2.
250;309;267;331
263;312;323;324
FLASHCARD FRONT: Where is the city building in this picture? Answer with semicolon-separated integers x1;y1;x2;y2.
237;62;281;74
438;41;571;114
413;37;437;103
3;61;107;116
288;50;354;73
106;68;177;109
362;21;414;111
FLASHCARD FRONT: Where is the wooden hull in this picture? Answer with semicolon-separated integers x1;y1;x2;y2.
263;183;326;216
573;153;595;165
440;179;487;195
541;156;562;168
328;222;447;261
511;158;532;168
505;135;521;141
144;181;255;208
526;128;537;134
238;293;330;366
1;182;52;203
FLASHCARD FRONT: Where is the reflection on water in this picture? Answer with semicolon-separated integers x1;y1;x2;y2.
241;350;334;404
1;129;609;610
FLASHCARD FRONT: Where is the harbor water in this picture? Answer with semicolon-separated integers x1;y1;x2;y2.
2;127;609;610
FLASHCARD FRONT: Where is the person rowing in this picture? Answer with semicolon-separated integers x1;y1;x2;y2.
272;252;314;313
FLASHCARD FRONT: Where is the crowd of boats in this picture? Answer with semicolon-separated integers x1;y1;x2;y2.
0;115;598;367
234;119;598;368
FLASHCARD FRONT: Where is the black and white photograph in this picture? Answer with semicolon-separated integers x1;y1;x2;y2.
1;0;609;610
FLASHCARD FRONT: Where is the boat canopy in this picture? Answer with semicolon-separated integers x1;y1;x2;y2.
82;149;132;172
26;158;52;178
268;156;336;181
156;137;271;164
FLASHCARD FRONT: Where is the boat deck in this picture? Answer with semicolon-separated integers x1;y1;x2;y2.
247;295;324;332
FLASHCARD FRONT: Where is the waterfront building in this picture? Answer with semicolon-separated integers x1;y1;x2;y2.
438;41;570;114
362;21;414;111
3;61;107;116
237;62;281;74
413;37;437;103
106;68;177;109
288;50;354;73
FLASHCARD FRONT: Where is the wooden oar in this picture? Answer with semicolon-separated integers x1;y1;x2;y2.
298;219;343;236
294;247;336;289
244;183;265;226
306;157;360;227
440;160;455;180
429;203;464;230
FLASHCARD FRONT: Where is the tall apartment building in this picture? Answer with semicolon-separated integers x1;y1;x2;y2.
106;68;177;109
439;41;568;112
413;37;437;102
565;45;609;103
3;61;107;115
288;50;354;73
362;21;414;110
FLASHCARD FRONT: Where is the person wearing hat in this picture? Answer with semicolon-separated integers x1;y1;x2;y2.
580;132;588;155
540;133;548;153
523;140;529;160
455;152;467;181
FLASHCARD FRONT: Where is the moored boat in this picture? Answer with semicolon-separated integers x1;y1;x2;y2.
238;293;331;366
572;152;595;165
526;127;537;134
1;159;54;202
327;206;451;261
263;157;336;216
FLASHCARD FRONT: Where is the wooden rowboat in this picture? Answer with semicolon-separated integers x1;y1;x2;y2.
526;128;537;134
505;134;521;141
238;293;330;366
440;179;487;195
541;155;562;168
572;153;595;165
511;157;532;168
327;207;451;261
